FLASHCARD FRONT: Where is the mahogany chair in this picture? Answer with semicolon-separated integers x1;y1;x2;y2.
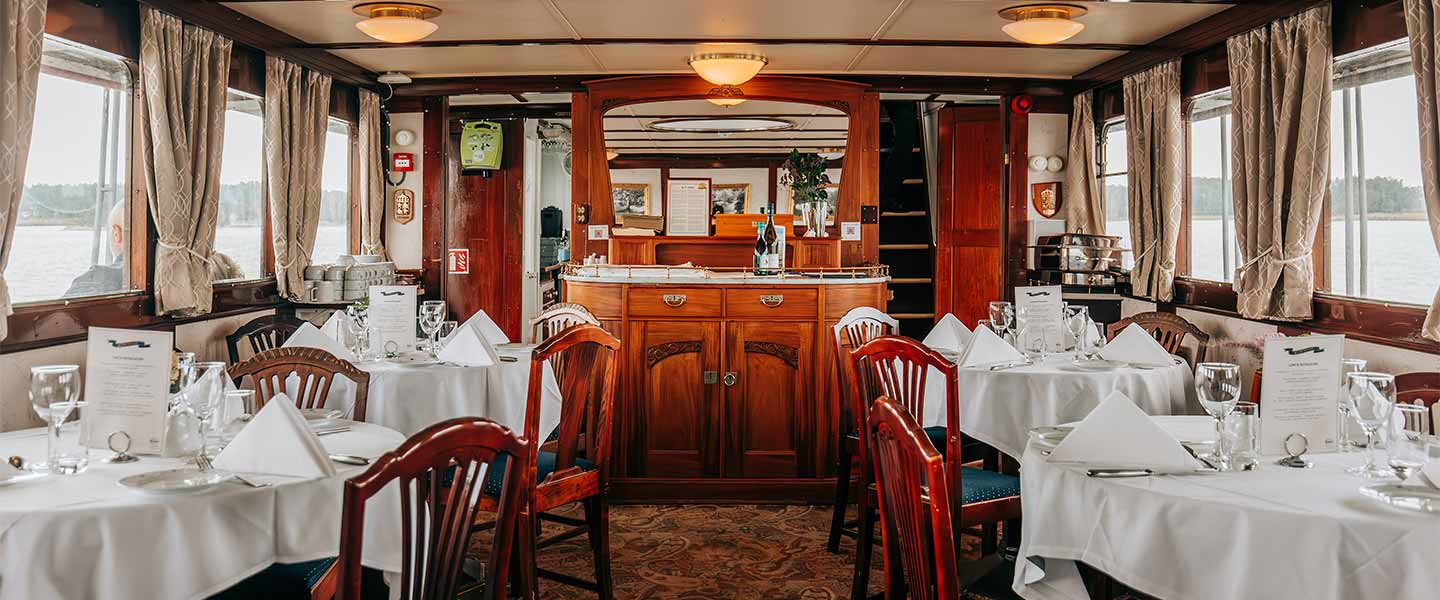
333;418;533;600
229;347;372;421
473;323;621;599
1106;311;1210;366
529;302;599;343
1396;372;1440;434
226;313;307;365
828;307;899;553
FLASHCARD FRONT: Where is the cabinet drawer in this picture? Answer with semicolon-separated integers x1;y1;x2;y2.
725;288;819;319
627;287;723;318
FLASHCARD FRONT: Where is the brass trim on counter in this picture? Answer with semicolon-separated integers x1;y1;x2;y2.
560;262;889;280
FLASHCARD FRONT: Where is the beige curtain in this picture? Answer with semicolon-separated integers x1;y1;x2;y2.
358;90;386;258
0;0;46;341
1405;0;1440;340
139;7;231;316
265;56;332;298
1123;60;1184;301
1064;90;1104;234
1228;5;1332;321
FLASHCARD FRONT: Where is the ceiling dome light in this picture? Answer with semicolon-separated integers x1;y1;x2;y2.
353;3;442;44
647;117;795;134
999;4;1087;45
688;53;768;86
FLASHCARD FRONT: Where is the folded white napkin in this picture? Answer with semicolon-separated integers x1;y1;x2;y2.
438;323;500;367
460;309;510;345
319;311;354;343
214;393;336;479
1419;460;1440;490
1046;390;1202;472
955;325;1026;367
1097;323;1174;367
283;322;357;361
923;313;973;353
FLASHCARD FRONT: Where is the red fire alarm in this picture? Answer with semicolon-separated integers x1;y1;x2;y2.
1010;95;1034;115
391;152;415;172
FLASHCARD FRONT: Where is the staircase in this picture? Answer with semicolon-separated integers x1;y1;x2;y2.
877;101;937;339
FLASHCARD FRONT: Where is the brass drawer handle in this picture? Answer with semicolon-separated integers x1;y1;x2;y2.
723;372;738;387
662;294;687;307
759;294;784;308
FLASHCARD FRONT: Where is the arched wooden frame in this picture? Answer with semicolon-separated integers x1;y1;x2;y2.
570;75;880;266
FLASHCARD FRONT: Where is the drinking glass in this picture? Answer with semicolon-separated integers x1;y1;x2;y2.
1224;402;1260;471
419;300;447;358
1018;323;1054;359
1337;358;1367;453
988;301;1014;341
1064;305;1090;354
1081;322;1106;359
436;320;458;350
976;319;994;334
1346;372;1396;479
1196;362;1241;465
190;362;229;459
29;365;81;474
1387;403;1430;481
220;389;256;445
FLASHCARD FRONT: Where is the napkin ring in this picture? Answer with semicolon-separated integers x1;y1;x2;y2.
102;430;139;464
1275;432;1312;469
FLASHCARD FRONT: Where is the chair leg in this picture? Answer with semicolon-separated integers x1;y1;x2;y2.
584;496;615;600
512;510;539;600
827;436;853;553
982;523;998;556
850;484;875;600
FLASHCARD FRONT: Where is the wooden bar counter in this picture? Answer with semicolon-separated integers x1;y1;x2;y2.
563;264;888;503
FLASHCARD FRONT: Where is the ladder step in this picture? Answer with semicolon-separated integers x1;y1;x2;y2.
912;147;921;153
901;178;924;185
890;312;935;320
879;243;929;250
881;210;927;218
888;278;933;285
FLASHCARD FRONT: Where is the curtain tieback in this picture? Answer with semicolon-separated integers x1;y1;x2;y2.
1133;240;1159;263
1237;245;1312;277
156;240;213;264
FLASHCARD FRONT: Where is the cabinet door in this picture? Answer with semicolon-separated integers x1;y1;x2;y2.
630;320;721;478
724;321;816;478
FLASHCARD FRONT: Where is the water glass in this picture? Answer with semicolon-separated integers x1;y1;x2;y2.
436;320;458;349
1196;362;1241;464
976;319;994;334
1346;372;1396;479
30;365;83;474
1017;324;1053;359
1064;305;1090;354
419;300;447;358
1224;402;1260;471
988;301;1014;339
190;362;229;458
1337;358;1367;452
1387;403;1430;481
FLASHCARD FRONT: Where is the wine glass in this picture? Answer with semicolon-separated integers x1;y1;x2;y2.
1388;403;1430;481
976;319;994;334
190;362;228;460
1346;371;1396;479
1196;362;1241;466
988;301;1013;340
1065;305;1090;354
419;300;447;359
436;320;458;350
1337;358;1367;453
29;365;81;474
1081;322;1106;359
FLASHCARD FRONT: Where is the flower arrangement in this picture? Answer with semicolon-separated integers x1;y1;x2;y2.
780;149;831;206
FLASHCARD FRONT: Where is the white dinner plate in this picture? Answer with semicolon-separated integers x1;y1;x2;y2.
1029;425;1073;453
118;468;231;495
1070;359;1127;371
1359;483;1440;514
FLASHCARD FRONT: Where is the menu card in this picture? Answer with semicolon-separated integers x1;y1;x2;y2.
1015;285;1064;346
81;327;174;454
1259;334;1345;455
369;285;418;352
666;178;711;236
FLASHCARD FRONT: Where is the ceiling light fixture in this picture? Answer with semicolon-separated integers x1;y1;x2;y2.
998;4;1087;45
689;52;767;108
647;117;795;134
353;2;442;44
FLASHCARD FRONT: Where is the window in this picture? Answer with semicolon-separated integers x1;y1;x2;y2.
1099;119;1131;266
1187;90;1240;282
1327;40;1435;305
212;91;264;283
312;118;352;263
6;36;132;303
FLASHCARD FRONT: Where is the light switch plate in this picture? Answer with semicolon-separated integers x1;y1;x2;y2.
841;221;862;241
588;225;610;240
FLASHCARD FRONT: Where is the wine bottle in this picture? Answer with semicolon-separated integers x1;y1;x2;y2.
753;207;769;275
761;208;780;274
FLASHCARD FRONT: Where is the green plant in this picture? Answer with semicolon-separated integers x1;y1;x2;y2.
780;149;831;205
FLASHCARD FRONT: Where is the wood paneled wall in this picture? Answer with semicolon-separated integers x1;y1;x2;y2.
934;105;1007;324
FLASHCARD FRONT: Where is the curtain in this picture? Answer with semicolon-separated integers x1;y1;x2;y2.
919;101;944;244
1064;90;1104;234
358;90;386;258
0;0;46;341
1122;60;1184;301
265;56;332;298
1405;0;1440;340
1228;5;1332;321
139;7;231;316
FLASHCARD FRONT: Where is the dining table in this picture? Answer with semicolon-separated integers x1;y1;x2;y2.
1012;415;1440;600
0;420;409;600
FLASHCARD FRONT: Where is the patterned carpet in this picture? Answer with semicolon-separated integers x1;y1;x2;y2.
470;504;1020;600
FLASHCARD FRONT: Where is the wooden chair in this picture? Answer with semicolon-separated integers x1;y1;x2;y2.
827;307;899;553
226;313;307;365
474;323;621;599
1396;372;1440;435
229;347;372;421
1106;311;1210;366
333;418;533;600
529;302;599;343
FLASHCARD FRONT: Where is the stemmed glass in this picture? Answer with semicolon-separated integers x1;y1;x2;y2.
436;320;458;351
1337;358;1367;453
190;362;228;460
419;300;447;359
29;365;81;474
1196;362;1241;466
1346;372;1396;479
1065;305;1090;355
1388;403;1430;481
344;304;368;356
988;301;1014;341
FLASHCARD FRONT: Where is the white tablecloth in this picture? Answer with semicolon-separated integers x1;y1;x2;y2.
923;354;1197;457
0;421;407;600
1014;416;1440;600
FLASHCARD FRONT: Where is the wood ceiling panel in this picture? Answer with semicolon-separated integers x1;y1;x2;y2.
330;46;600;77
220;0;573;43
852;46;1122;77
884;1;1229;45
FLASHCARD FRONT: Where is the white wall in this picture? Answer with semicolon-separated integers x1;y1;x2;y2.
386;112;424;269
1027;112;1069;258
671;168;771;213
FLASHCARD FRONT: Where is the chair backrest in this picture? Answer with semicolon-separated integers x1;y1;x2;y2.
1395;372;1440;435
833;306;899;433
846;336;959;452
228;347;372;421
1106;311;1210;365
226;314;307;365
868;396;961;600
336;418;530;600
530;303;599;343
526;323;621;482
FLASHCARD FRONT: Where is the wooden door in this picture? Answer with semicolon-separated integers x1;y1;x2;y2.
724;321;816;478
629;319;721;478
934;106;1005;325
443;119;524;339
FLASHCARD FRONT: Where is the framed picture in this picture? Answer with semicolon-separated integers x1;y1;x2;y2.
788;183;839;226
711;183;750;215
612;183;650;216
1031;181;1061;218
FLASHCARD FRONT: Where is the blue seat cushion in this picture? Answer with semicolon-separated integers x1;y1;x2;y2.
236;557;335;595
482;450;595;497
924;426;949;456
959;466;1020;505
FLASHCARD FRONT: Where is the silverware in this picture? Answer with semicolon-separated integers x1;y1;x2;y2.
1086;468;1153;478
1182;444;1219;471
195;454;214;471
231;474;271;488
314;426;352;436
329;454;371;466
988;360;1032;371
499;356;519;363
